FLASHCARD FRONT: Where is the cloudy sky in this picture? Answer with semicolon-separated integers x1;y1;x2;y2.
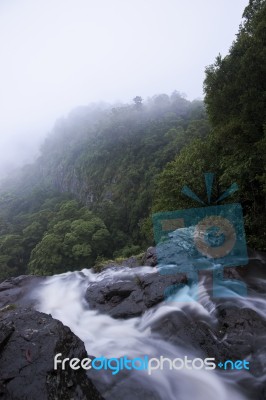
0;0;247;176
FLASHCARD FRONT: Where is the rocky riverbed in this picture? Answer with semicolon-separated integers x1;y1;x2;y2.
0;248;265;399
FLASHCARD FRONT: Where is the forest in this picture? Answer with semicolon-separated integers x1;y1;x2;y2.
0;0;265;280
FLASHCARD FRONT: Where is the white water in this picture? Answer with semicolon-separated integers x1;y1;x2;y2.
32;264;266;400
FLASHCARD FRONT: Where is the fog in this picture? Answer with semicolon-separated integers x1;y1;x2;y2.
0;0;247;178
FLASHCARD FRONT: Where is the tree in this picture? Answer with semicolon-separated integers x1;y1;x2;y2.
28;200;112;275
133;96;143;110
203;0;266;248
0;234;25;278
154;0;266;250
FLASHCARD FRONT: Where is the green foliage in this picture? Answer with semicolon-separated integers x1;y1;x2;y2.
154;0;266;250
114;244;142;259
2;3;265;281
34;93;209;252
0;192;112;278
0;234;24;280
153;138;219;212
1;90;208;279
28;200;111;275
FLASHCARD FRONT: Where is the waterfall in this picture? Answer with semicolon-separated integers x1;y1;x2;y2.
33;262;266;400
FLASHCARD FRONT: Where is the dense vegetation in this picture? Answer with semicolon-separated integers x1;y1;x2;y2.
0;94;209;279
0;0;265;280
154;0;266;249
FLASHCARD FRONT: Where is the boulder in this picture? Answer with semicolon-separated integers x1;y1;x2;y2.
0;275;46;309
150;305;266;356
141;247;157;267
0;308;104;400
149;304;266;399
86;271;187;319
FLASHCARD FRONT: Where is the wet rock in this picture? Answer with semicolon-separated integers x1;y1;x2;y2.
216;306;266;361
86;271;187;319
122;256;141;268
0;275;46;309
149;310;226;358
0;308;104;400
150;305;266;362
141;247;157;267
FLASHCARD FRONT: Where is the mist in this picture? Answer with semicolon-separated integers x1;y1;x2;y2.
0;0;247;178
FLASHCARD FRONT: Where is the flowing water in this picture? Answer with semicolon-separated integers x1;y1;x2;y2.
34;262;266;400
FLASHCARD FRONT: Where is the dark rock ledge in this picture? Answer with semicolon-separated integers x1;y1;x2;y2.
0;307;104;400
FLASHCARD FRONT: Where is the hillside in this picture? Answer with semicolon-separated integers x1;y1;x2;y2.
0;0;265;281
0;93;209;279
